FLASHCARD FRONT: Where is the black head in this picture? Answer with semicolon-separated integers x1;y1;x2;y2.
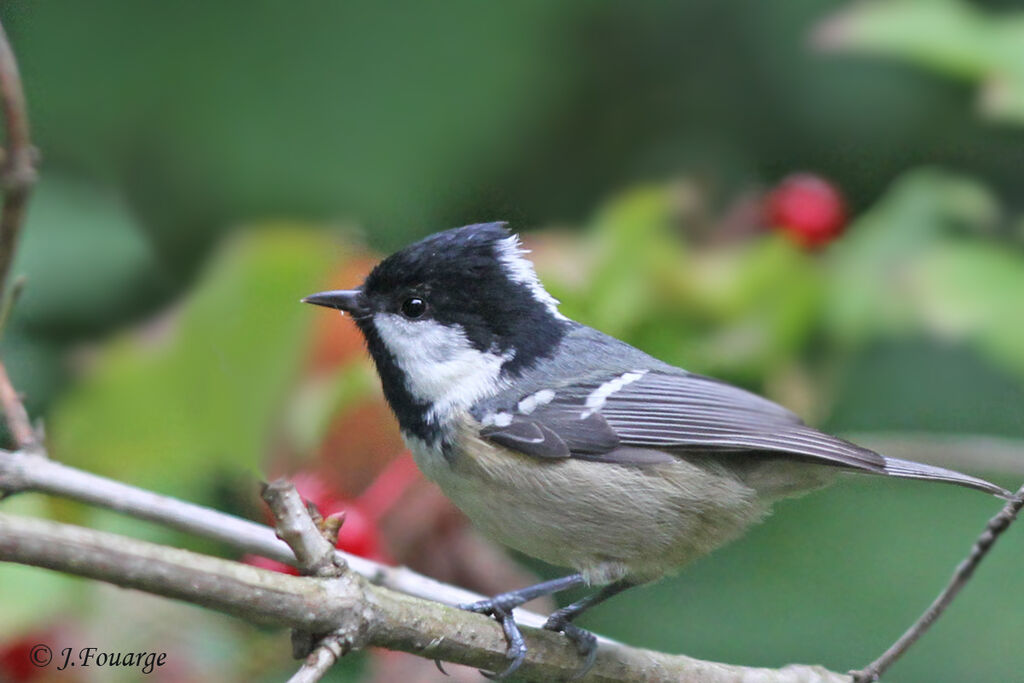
360;222;568;362
303;223;570;441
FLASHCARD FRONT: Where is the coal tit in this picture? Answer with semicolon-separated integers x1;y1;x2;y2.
304;222;1008;678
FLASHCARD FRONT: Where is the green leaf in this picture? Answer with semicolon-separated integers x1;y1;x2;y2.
824;169;998;346
909;241;1024;379
576;184;687;338
6;2;574;252
282;363;379;456
48;228;339;498
11;176;169;336
817;0;1024;124
546;183;827;382
686;236;822;382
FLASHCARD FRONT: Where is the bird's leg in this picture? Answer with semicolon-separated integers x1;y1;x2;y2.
542;580;636;680
458;573;587;679
460;573;587;616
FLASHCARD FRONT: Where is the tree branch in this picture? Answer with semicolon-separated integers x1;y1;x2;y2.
288;636;351;683
262;478;345;578
0;447;546;628
850;483;1024;682
262;479;350;682
5;443;1023;679
0;17;36;299
0;362;32;448
0;512;849;682
0;17;39;451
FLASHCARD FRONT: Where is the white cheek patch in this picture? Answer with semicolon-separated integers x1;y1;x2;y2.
373;313;511;423
581;370;647;418
496;234;568;320
517;389;555;415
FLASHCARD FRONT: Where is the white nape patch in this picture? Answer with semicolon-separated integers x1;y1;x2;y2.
481;412;514;428
372;313;511;424
581;370;648;418
496;234;568;320
518;389;555;415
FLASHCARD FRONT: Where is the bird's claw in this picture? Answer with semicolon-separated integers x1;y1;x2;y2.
458;593;522;616
475;606;527;680
543;614;598;680
458;591;532;677
459;581;599;680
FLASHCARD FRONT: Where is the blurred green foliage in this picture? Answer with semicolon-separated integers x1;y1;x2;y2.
50;229;339;497
2;1;1024;681
551;169;1024;401
3;0;1024;413
551;185;825;384
819;0;1024;124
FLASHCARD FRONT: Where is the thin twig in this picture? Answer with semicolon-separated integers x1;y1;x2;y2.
0;18;38;450
287;636;350;683
0;512;850;682
0;512;364;631
3;446;1020;680
851;484;1024;682
0;449;618;665
0;273;24;339
262;479;346;578
0;448;552;630
0;362;32;447
0;17;37;298
263;479;351;682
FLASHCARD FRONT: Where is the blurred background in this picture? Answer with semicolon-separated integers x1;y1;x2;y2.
1;1;1023;681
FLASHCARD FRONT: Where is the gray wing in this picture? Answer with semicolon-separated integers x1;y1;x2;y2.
478;370;1008;497
598;371;886;470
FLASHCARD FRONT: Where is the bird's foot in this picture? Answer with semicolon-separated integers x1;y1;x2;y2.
458;594;529;679
543;612;598;680
457;576;589;679
459;590;528;617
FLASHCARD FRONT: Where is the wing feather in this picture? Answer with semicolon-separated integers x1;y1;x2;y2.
477;369;1008;496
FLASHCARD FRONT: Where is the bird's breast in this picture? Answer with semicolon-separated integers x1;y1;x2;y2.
403;412;769;585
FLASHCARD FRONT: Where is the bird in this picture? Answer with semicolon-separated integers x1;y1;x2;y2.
302;222;1009;679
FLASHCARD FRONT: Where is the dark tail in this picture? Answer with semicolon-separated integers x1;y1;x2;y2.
882;456;1010;499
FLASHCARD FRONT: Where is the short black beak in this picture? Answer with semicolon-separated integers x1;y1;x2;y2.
301;289;369;316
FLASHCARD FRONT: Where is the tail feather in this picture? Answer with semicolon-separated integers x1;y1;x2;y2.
882;456;1010;499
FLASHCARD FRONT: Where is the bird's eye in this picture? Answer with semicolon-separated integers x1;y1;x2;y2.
400;297;427;319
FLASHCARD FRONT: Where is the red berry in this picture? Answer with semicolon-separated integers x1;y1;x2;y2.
287;471;346;514
334;504;383;560
287;473;383;559
241;554;299;575
262;470;393;563
243;501;386;568
356;452;420;520
0;630;61;681
764;173;847;248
